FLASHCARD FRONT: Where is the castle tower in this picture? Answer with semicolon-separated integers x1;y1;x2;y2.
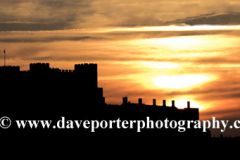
74;63;98;88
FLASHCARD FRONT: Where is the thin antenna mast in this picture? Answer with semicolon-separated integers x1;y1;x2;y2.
3;48;6;66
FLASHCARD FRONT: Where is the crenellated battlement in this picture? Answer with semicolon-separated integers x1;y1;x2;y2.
74;63;97;72
50;68;61;73
30;62;50;72
0;66;20;72
30;62;50;67
0;62;98;88
27;62;97;73
75;63;97;66
0;62;97;87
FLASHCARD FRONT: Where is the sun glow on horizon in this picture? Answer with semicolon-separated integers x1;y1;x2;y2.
94;25;240;33
135;36;211;50
141;62;180;68
167;99;204;110
152;75;211;89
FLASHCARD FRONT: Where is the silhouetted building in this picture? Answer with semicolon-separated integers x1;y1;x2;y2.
0;62;211;138
0;63;105;115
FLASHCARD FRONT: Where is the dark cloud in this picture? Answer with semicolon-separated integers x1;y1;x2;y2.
186;56;240;64
0;22;69;31
0;0;93;31
0;29;237;43
170;13;240;25
0;35;104;42
2;0;240;31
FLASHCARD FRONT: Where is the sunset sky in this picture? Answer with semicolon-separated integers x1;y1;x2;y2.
1;0;240;136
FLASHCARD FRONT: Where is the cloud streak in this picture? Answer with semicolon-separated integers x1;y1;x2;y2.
2;0;240;31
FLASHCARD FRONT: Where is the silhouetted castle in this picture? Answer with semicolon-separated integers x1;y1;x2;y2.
0;62;211;137
0;63;105;111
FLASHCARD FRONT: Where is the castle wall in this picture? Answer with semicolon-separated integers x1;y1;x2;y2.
0;63;198;121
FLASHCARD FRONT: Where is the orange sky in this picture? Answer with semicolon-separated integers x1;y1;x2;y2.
1;0;240;136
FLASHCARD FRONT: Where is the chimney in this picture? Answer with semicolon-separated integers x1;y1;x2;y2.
153;99;156;106
187;101;190;109
138;98;142;105
172;100;175;107
123;97;128;104
163;100;166;107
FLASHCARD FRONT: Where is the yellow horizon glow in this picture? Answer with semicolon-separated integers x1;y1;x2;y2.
138;36;205;50
94;25;240;33
152;75;211;89
167;99;204;110
141;62;180;68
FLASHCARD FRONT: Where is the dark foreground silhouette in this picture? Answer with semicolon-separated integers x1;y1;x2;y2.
1;62;239;143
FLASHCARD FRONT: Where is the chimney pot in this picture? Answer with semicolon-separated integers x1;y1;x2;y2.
153;99;156;106
172;100;175;107
187;101;190;109
138;98;142;105
123;97;128;104
163;100;166;107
